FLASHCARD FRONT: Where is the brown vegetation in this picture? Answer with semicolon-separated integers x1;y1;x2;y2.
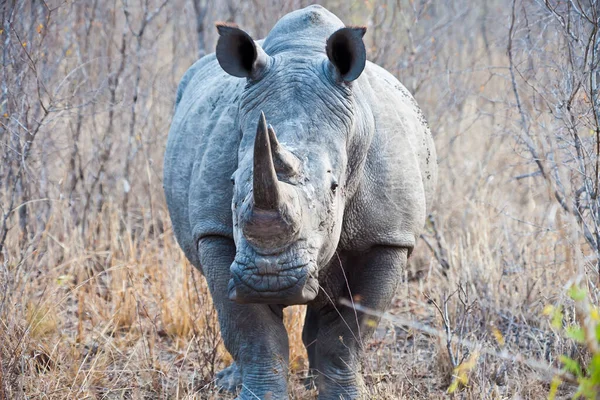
1;0;599;398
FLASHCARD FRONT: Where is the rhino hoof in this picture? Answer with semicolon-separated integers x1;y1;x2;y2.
216;362;242;393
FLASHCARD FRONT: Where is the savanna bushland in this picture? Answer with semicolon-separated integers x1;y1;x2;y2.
1;0;599;398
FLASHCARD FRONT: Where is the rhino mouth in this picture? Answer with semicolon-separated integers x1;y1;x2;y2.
228;251;319;305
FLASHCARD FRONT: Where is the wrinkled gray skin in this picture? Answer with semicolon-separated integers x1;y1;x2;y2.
163;5;436;400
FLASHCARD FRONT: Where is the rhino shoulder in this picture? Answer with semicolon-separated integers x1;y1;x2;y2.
174;53;217;108
164;54;243;268
340;62;437;252
368;62;437;210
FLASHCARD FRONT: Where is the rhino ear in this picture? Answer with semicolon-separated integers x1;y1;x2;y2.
326;26;367;82
216;23;270;79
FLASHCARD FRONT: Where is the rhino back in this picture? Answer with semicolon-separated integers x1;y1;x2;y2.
340;62;437;252
163;54;243;268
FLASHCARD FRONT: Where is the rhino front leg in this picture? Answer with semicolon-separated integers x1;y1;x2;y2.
302;307;319;389
215;362;242;392
308;246;407;400
198;236;289;399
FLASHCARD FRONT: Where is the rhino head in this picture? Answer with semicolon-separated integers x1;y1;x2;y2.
216;17;367;305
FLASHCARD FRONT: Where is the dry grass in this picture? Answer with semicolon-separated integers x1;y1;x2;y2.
1;0;598;398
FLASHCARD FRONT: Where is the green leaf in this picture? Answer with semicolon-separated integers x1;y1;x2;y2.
568;285;587;301
587;354;600;383
559;355;582;377
551;306;564;329
447;377;459;394
574;377;596;400
566;326;586;344
548;376;561;400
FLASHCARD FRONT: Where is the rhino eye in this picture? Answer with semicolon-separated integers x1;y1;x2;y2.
230;176;235;186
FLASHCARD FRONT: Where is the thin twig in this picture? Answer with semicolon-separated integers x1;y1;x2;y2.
339;299;578;385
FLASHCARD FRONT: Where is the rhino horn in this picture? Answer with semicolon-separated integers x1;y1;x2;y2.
253;112;281;210
267;124;300;177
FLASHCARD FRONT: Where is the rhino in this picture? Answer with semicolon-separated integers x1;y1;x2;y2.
163;5;436;399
